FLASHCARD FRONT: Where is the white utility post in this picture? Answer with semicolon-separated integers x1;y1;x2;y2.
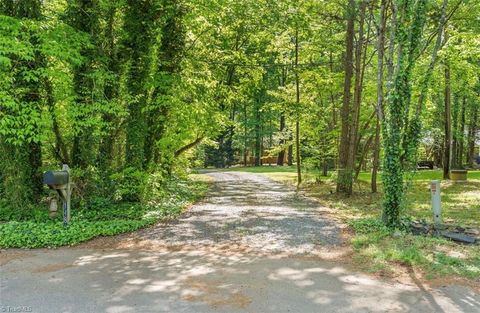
431;180;442;225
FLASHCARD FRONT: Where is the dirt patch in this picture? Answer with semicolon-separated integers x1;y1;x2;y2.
181;277;251;309
0;250;33;266
291;245;354;263
395;266;480;295
76;233;131;250
425;274;480;294
31;263;73;273
352;259;480;295
76;204;198;250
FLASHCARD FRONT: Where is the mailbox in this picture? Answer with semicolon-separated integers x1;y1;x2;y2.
43;164;72;225
43;170;69;187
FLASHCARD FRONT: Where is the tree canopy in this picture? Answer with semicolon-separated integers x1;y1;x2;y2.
1;0;479;227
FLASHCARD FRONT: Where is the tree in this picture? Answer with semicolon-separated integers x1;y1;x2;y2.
381;0;448;226
0;0;44;206
336;0;355;195
123;0;161;170
443;61;452;179
372;0;387;193
66;0;101;169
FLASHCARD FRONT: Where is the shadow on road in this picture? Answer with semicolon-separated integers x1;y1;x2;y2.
2;247;478;312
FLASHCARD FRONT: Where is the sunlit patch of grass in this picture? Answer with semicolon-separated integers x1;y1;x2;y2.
349;225;480;280
405;180;480;227
429;251;480;279
189;173;215;183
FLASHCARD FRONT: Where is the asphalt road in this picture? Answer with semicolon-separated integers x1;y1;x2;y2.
1;172;479;313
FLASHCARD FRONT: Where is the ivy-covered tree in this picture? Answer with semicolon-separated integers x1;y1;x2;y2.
0;0;45;206
122;0;162;170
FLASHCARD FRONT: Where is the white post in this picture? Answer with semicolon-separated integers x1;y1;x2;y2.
431;180;442;225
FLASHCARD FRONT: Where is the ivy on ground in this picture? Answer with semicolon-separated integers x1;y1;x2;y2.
0;178;208;248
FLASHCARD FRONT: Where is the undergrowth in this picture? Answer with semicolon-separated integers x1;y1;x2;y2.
0;176;208;248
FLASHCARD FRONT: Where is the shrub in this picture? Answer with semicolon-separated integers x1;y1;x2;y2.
0;176;208;248
110;167;148;202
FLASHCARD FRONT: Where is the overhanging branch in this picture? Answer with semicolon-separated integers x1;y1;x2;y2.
174;136;205;158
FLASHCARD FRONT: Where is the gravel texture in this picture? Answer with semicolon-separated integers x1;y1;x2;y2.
132;171;341;254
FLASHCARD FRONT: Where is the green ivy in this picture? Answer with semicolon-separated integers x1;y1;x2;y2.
382;0;429;227
0;177;208;248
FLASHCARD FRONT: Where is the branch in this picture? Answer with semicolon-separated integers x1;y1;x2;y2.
415;0;463;61
184;27;212;54
174;136;204;158
415;0;451;116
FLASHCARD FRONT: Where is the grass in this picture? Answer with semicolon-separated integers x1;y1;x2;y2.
349;217;480;280
228;165;480;282
0;176;209;248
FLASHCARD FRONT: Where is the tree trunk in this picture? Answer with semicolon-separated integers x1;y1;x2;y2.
372;118;381;192
46;80;70;164
347;1;367;186
458;97;466;167
372;0;386;193
386;0;397;92
144;1;186;168
322;158;328;176
294;27;302;187
254;97;261;167
277;113;286;166
467;106;478;167
452;94;459;168
381;0;429;227
402;0;449;168
97;4;120;174
336;0;355;194
355;135;373;180
123;0;159;170
288;143;293;166
443;63;452;179
243;101;248;167
67;0;101;169
277;66;288;166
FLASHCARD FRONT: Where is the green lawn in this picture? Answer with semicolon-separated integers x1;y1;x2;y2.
227;166;480;282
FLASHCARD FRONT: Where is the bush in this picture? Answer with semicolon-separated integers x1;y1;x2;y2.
349;217;389;234
70;167;99;200
110;167;148;202
0;177;208;248
349;218;391;249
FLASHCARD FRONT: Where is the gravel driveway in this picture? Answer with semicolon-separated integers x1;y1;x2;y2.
1;171;479;313
132;171;341;253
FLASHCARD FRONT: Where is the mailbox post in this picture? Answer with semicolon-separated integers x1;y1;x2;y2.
43;164;72;226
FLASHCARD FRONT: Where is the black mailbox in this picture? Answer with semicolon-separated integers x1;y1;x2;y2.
43;165;72;225
43;170;69;186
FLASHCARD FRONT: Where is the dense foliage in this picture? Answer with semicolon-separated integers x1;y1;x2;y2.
0;177;208;248
0;0;479;231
